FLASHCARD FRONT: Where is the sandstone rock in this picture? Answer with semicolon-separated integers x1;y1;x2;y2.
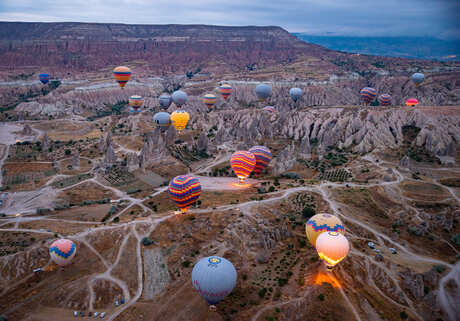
72;152;80;169
139;129;169;168
98;134;106;153
165;126;176;147
127;152;140;171
104;144;117;166
21;124;33;136
272;143;296;176
196;131;208;152
41;132;50;150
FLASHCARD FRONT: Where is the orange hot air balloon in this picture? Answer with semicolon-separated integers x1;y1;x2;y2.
306;213;345;247
203;94;217;109
113;66;131;89
405;98;419;107
315;231;350;270
230;151;256;184
219;84;233;100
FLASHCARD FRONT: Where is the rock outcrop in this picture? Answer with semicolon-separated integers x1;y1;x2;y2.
41;132;50;150
104;144;117;166
139;129;170;168
72;152;80;169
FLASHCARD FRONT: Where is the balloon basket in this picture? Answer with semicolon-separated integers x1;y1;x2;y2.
209;305;217;312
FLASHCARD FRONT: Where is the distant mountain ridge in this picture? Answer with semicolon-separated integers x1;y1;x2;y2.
293;34;460;61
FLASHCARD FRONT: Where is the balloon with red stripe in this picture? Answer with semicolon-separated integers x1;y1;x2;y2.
49;239;77;267
262;106;276;113
113;66;131;89
248;146;272;175
203;94;217;109
378;94;392;106
169;175;202;213
360;87;376;105
129;95;144;112
405;98;419;107
230;151;256;184
219;84;232;100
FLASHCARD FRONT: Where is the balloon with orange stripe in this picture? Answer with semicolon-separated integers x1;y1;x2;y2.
405;98;419;107
219;84;232;100
113;66;131;89
248;146;272;175
203;94;217;109
360;87;376;105
169;175;202;213
230;151;256;184
129;95;144;112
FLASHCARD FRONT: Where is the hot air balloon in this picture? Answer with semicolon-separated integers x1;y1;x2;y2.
192;256;237;309
49;239;76;267
289;87;302;102
113;66;131;89
159;93;172;110
230;151;256;184
378;94;392;106
411;73;424;86
170;110;190;133
169;175;201;213
256;84;272;102
203;94;217;109
360;87;377;105
315;231;350;270
129;95;143;112
219;84;233;100
306;213;345;247
248;146;272;176
39;73;50;85
262;106;276;113
405;98;419;107
172;90;187;108
153;112;171;131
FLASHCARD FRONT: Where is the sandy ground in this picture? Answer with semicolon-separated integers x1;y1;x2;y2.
195;176;261;191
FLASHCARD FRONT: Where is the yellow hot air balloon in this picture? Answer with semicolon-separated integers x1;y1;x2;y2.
315;231;350;270
113;66;131;89
170;110;190;133
306;213;345;247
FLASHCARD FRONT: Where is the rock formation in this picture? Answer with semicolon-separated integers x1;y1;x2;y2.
104;144;117;166
127;152;140;171
41;132;50;150
139;129;169;168
196;131;208;152
98;134;106;153
72;152;80;169
21;124;33;136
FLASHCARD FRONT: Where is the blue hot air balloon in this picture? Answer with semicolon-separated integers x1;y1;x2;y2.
159;93;172;110
411;73;424;86
39;73;50;85
153;112;171;131
192;256;237;307
289;87;302;102
172;90;187;108
255;84;272;102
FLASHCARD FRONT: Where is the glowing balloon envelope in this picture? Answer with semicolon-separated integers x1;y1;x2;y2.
153;112;171;131
39;73;50;85
172;90;187;107
315;231;350;270
360;87;377;105
192;256;237;306
49;239;76;267
219;84;233;100
203;93;217;109
230;151;256;184
129;95;143;112
159;93;172;110
256;84;272;102
306;213;345;247
248;146;272;175
378;94;392;106
170;110;190;132
411;73;424;86
113;66;131;89
405;98;419;107
169;175;201;213
289;87;302;102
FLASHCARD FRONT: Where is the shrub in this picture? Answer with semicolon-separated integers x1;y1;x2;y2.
182;260;191;268
258;288;267;298
400;311;408;319
64;149;71;155
113;217;119;223
302;206;315;219
142;237;154;246
318;294;325;301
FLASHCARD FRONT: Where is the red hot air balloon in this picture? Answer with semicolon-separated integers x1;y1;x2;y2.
405;98;419;107
219;84;232;100
360;87;377;105
113;66;131;89
248;146;272;176
169;175;201;213
230;151;256;184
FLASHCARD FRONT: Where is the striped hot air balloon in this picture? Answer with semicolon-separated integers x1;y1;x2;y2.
262;106;276;113
219;84;232;100
39;73;50;85
248;146;272;175
306;213;345;247
378;94;392;106
406;98;419;107
170;110;190;133
360;87;377;105
129;95;143;112
113;66;131;89
169;175;201;213
49;239;76;267
230;151;256;184
203;94;217;109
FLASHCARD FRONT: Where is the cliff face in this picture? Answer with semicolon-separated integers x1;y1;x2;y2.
0;22;321;73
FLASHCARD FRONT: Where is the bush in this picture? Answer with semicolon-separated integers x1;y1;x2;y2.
302;207;315;219
258;288;267;298
400;311;408;319
142;237;154;246
318;294;325;301
434;265;445;273
268;186;275;192
182;260;191;268
113;217;119;223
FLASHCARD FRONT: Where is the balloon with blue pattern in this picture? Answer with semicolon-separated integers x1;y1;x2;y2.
39;73;50;85
306;213;344;247
49;239;76;267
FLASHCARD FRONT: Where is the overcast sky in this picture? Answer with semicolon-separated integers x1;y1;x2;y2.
1;0;459;39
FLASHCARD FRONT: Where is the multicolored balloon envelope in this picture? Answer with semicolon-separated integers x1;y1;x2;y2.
170;110;190;132
169;175;201;213
306;213;345;247
262;106;276;113
360;87;377;105
192;256;237;306
203;94;217;109
39;73;50;85
248;146;272;175
406;98;419;107
378;94;392;106
255;84;272;102
159;93;172;110
113;66;131;88
172;90;187;107
219;84;233;100
315;231;350;270
49;239;76;267
153;112;171;131
411;73;424;86
129;95;143;111
289;87;302;102
230;151;256;183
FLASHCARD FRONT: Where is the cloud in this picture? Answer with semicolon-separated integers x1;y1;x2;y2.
0;0;458;38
